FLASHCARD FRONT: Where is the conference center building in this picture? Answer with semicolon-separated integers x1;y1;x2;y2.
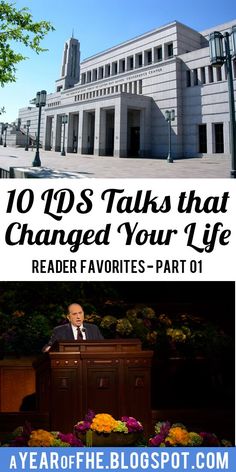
17;19;236;159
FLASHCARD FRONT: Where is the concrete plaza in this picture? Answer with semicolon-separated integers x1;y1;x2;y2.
0;145;232;178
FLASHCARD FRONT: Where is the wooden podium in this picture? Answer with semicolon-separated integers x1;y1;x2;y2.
34;339;153;435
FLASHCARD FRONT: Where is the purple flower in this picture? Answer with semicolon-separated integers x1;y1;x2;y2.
74;421;91;432
85;410;95;422
160;421;171;436
58;433;83;447
11;436;29;447
148;421;171;447
121;416;143;432
149;434;163;446
200;432;220;446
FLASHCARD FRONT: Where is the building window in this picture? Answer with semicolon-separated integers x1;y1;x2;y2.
193;69;198;86
198;124;207;153
156;46;162;62
145;50;152;65
112;62;118;75
208;66;214;83
200;67;206;84
92;69;97;81
133;81;137;94
216;67;222;81
213;123;224;153
128;56;134;70
136;53;142;68
186;70;191;87
105;64;111;77
119;59;125;73
98;67;104;79
81;73;86;84
233;59;236;79
87;71;91;83
167;42;173;58
138;79;142;94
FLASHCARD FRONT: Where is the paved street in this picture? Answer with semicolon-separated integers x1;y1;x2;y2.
0;146;232;178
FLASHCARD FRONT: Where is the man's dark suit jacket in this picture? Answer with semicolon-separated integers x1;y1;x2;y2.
43;322;104;351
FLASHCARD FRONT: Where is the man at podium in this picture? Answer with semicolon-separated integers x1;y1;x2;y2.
42;303;104;352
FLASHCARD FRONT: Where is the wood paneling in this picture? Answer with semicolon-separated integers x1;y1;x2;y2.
0;357;36;412
35;340;153;436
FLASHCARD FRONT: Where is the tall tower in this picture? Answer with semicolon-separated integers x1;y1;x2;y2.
55;37;80;91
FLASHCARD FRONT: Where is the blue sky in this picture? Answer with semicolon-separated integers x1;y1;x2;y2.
1;0;235;123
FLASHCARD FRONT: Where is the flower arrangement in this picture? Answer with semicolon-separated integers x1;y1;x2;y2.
75;410;143;434
74;411;143;446
1;423;84;447
1;418;232;448
149;421;232;447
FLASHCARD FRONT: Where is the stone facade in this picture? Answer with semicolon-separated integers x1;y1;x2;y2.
17;19;236;159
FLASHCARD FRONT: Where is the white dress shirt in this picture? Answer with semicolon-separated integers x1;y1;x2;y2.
71;324;86;340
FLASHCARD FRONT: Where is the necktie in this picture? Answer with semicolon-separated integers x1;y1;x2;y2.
77;327;83;340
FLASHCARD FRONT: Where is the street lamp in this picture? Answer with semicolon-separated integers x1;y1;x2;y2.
3;123;8;147
24;120;31;151
61;115;68;156
209;27;236;178
165;109;175;163
32;90;47;167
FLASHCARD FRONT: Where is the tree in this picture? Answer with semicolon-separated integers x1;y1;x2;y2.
0;1;54;86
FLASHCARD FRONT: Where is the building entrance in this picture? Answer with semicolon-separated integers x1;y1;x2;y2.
82;111;95;154
214;123;224;153
68;113;79;153
127;110;141;156
130;127;140;155
105;110;114;156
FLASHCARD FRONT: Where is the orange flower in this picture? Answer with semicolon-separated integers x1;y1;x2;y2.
28;429;54;447
91;414;118;433
166;427;189;446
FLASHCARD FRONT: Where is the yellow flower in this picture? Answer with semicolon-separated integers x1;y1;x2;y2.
28;429;54;447
166;427;189;446
91;414;118;433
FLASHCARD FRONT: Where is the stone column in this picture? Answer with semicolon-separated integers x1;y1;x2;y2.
207;122;213;154
67;113;74;152
94;107;100;155
55;115;62;152
114;98;127;157
45;116;53;150
77;110;84;154
81;111;89;154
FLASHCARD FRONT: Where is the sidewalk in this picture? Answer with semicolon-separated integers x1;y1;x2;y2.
0;146;232;178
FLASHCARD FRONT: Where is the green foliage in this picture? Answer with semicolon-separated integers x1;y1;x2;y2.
0;310;51;355
0;283;233;360
0;1;54;86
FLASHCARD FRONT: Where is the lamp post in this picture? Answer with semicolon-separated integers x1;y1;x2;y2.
3;123;8;147
165;109;175;163
61;114;68;156
24;120;31;151
209;26;236;178
32;90;47;167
